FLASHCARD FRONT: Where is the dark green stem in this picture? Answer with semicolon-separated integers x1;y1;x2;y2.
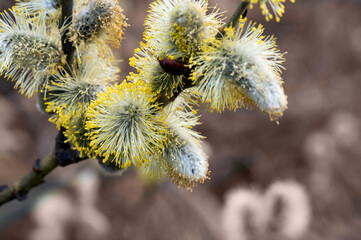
0;0;87;207
216;1;250;38
60;0;75;66
0;152;56;206
0;130;87;206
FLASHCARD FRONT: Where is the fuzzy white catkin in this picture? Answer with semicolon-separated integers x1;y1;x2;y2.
70;0;127;48
164;132;208;180
264;180;311;239
221;189;267;240
240;67;287;117
0;7;63;96
140;104;207;187
143;0;221;59
191;22;287;119
159;124;209;190
73;0;114;42
221;180;311;240
86;81;168;168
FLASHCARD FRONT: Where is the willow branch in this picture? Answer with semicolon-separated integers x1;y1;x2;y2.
0;0;86;207
60;0;75;65
0;152;56;206
216;1;250;38
0;0;251;207
0;130;87;206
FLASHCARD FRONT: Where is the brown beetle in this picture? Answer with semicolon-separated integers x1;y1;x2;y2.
157;57;190;76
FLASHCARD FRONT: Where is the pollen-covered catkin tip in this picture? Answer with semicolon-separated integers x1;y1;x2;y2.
191;21;287;120
162;129;209;189
86;81;168;168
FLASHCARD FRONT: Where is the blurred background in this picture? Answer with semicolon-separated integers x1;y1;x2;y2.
1;0;361;239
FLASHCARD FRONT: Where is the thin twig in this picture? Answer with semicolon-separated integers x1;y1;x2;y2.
216;1;250;38
60;0;75;66
0;131;87;206
0;151;56;206
0;0;85;207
